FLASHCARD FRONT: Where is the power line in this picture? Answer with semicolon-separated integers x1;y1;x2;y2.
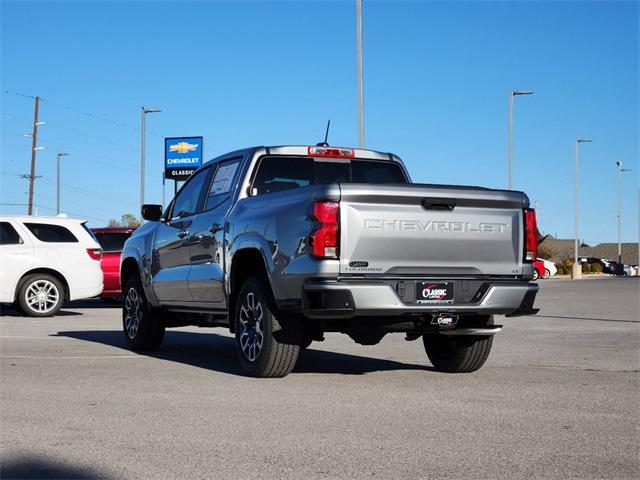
3;130;139;173
2;171;135;208
0;202;109;223
3;89;160;136
43;121;139;152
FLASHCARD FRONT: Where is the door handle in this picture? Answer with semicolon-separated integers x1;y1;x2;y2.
209;223;222;234
177;230;189;239
421;198;456;211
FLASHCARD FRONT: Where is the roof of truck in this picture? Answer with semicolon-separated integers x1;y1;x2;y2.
202;145;396;167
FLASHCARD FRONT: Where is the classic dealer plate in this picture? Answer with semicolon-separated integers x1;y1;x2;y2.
416;281;454;304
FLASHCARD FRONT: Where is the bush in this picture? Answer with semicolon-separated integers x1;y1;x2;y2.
537;245;556;261
590;262;603;274
556;264;565;275
582;263;591;274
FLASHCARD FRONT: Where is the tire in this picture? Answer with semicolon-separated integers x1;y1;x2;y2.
532;269;539;280
543;269;551;279
234;275;301;378
423;316;494;373
17;273;65;317
122;275;165;351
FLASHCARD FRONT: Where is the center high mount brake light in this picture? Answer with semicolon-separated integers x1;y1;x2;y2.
307;146;355;159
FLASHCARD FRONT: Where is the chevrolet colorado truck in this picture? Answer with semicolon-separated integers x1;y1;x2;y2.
121;145;539;377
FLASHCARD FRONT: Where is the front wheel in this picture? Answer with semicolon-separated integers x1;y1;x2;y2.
122;276;165;351
543;269;551;279
234;276;301;378
423;316;494;373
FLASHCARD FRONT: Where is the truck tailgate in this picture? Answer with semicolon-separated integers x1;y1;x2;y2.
338;184;527;277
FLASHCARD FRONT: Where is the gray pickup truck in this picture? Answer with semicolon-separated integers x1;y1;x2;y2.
121;145;539;377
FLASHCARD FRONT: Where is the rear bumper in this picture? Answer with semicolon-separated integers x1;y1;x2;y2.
301;281;538;319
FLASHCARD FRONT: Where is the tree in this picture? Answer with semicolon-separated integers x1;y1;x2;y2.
120;213;140;228
105;214;140;228
537;244;556;261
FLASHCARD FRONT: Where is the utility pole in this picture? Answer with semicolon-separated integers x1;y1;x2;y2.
615;161;631;267
27;96;40;215
508;90;533;190
140;107;161;219
356;0;365;148
572;138;592;279
56;153;69;214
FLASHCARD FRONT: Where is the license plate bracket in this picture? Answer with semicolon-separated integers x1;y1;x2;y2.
416;281;454;304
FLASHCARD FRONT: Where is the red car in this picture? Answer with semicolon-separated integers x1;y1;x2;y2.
91;227;136;298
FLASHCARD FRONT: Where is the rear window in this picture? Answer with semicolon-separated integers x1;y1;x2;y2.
24;223;78;243
252;156;407;196
93;232;132;252
0;222;23;245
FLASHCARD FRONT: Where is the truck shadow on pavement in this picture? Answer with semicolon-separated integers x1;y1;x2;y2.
0;307;82;317
55;330;429;376
0;455;112;480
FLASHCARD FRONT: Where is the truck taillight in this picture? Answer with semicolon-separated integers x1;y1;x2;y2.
86;248;102;261
311;201;339;259
524;209;538;262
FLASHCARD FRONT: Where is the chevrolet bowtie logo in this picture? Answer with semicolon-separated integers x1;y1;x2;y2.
169;142;198;154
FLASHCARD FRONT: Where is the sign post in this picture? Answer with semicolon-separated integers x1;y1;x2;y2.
164;137;203;192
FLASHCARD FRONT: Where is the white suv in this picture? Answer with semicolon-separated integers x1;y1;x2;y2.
0;216;103;316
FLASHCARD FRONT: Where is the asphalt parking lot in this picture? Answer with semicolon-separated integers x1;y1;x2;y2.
1;278;638;480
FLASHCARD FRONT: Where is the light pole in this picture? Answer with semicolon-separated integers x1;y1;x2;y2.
616;161;631;268
508;90;533;190
140;107;161;218
56;153;69;214
572;138;592;279
356;0;364;148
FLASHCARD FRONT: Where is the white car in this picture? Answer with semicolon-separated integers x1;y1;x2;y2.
0;216;103;316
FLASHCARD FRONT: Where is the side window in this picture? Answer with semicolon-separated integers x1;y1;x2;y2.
205;159;241;210
171;167;210;219
252;157;313;195
24;223;78;243
0;222;23;245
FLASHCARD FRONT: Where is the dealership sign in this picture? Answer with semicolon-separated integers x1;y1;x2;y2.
164;137;203;180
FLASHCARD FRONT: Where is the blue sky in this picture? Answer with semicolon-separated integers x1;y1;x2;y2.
1;0;638;245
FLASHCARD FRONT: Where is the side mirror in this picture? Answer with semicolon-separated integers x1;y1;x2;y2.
141;204;163;222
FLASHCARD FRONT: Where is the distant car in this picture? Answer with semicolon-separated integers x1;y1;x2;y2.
0;216;103;316
599;259;618;274
91;227;136;298
580;257;617;274
533;258;556;280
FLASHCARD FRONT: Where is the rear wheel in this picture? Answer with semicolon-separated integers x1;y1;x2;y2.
122;276;165;350
532;269;539;280
234;276;301;378
17;274;65;317
423;316;494;373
